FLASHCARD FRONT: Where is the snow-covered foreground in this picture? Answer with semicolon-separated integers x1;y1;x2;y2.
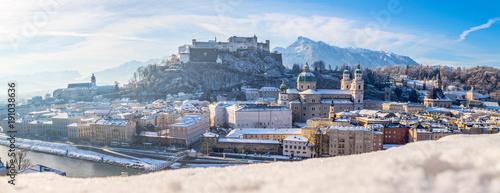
0;136;165;169
2;133;500;193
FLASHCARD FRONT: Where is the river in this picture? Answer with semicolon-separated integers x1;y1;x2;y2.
0;145;143;178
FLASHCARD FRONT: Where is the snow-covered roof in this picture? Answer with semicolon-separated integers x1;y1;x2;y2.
350;109;379;116
202;132;219;138
93;119;130;126
17;165;66;176
286;89;300;94
227;104;291;112
170;114;207;127
218;138;280;144
259;87;279;92
52;113;82;119
432;129;451;133
283;135;308;142
67;123;90;127
226;128;301;138
317;89;352;95
299;89;319;95
329;126;370;131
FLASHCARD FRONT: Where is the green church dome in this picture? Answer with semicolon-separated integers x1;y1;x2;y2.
297;72;316;82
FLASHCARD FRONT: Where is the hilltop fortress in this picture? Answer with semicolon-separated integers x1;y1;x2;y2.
170;35;282;64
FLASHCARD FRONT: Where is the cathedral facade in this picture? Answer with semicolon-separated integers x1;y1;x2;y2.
278;62;364;122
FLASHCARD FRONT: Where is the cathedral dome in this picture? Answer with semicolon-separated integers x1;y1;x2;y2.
297;71;316;82
297;62;316;82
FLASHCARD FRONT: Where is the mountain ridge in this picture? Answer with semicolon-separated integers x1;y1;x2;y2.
274;36;419;69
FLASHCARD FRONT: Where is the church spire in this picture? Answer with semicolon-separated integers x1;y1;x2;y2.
329;97;336;121
303;60;310;72
435;66;442;89
91;73;96;86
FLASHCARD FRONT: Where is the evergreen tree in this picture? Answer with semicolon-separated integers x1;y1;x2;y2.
409;89;419;102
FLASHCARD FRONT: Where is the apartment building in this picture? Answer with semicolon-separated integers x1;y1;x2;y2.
168;114;210;146
328;126;373;156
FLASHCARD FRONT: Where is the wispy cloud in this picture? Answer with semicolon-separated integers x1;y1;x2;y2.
0;0;498;78
458;17;500;41
39;31;150;41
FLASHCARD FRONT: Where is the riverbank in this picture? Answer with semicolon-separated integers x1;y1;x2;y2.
0;134;165;170
2;133;499;192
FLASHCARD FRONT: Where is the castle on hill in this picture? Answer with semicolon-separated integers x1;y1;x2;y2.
169;35;281;64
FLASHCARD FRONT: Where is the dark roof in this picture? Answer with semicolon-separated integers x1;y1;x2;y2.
17;165;66;176
67;83;92;88
427;88;448;100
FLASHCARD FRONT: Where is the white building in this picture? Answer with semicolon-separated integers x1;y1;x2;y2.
245;88;260;101
283;135;315;158
208;101;255;127
226;104;292;128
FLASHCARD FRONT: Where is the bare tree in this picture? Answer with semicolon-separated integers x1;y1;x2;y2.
12;150;32;171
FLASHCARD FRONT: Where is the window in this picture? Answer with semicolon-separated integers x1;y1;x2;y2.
303;107;306;110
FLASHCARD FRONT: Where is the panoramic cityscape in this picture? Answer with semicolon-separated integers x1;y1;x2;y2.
1;1;499;193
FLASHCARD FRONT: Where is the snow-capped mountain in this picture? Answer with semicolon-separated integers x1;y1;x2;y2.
274;36;419;69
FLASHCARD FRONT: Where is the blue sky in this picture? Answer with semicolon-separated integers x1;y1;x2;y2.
0;0;499;78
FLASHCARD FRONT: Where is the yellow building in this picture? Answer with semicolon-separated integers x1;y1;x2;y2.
90;119;136;144
68;123;91;140
51;113;82;137
328;126;373;156
168;114;210;146
373;130;383;151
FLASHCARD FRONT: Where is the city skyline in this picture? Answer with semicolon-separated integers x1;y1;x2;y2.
0;0;499;78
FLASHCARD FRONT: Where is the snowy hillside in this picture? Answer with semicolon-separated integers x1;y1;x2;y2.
3;133;499;193
274;36;419;68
